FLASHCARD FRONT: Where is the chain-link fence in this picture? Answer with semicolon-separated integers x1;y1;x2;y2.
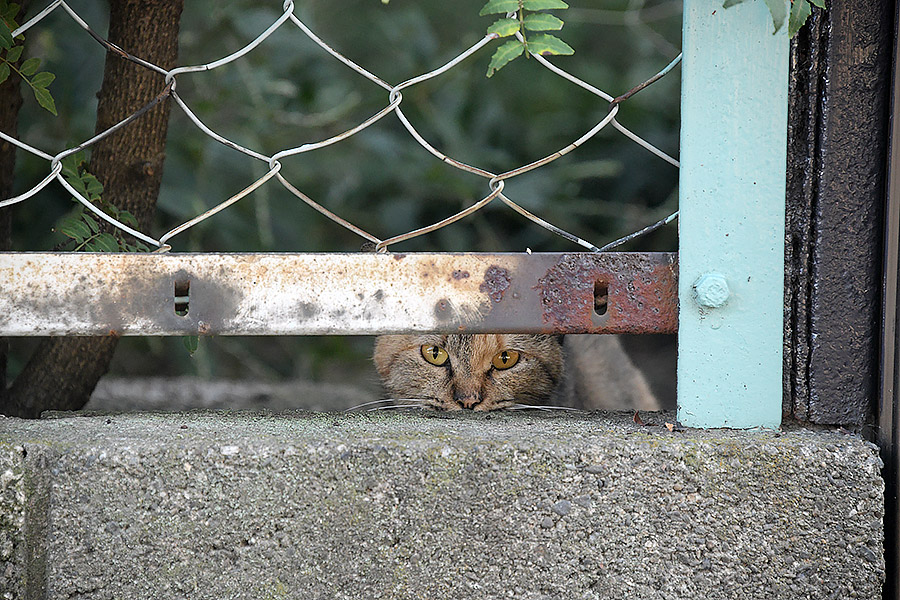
2;0;682;388
3;0;679;254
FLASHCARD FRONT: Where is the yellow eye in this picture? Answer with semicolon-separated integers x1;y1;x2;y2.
421;345;449;366
491;349;520;370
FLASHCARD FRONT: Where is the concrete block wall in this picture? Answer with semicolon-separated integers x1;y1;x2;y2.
0;412;886;599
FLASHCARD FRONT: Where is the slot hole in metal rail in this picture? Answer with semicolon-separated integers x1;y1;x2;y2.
174;279;190;316
593;280;609;317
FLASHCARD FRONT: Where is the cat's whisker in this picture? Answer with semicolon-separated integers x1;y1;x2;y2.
506;405;553;411
344;398;432;412
366;404;429;412
343;398;405;412
389;398;432;403
508;403;587;413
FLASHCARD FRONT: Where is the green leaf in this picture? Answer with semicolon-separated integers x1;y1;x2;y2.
82;174;103;197
81;212;100;234
66;172;87;196
0;22;12;50
6;43;22;62
128;240;150;253
32;85;56;116
526;33;574;57
3;4;21;22
56;216;91;242
117;210;139;228
19;56;38;76
97;198;116;216
60;158;80;180
808;0;825;7
183;335;200;355
0;62;8;84
763;0;787;33
523;0;568;9
789;0;812;37
93;232;120;253
486;39;524;77
523;13;564;31
61;151;82;169
30;71;54;88
479;0;519;16
487;17;520;37
60;152;85;179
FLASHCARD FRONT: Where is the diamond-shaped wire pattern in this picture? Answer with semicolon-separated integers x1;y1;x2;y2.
1;0;680;253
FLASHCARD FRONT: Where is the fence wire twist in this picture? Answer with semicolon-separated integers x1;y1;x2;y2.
1;0;680;254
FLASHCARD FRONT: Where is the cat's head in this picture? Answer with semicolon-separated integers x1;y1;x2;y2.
373;334;564;411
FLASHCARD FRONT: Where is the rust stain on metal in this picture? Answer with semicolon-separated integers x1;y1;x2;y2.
3;252;676;336
535;253;677;334
479;265;511;303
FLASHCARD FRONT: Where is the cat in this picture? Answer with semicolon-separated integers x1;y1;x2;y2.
373;334;660;412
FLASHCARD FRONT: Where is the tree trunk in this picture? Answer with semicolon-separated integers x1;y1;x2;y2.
4;0;184;418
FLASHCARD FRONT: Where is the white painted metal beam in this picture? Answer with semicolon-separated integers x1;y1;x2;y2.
0;252;677;336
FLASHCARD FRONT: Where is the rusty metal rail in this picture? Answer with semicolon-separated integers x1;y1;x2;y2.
0;252;677;336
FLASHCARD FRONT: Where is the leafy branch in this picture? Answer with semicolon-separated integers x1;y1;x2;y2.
53;151;149;253
724;0;826;37
0;1;57;115
480;0;573;77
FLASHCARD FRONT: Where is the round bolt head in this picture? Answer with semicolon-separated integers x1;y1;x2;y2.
693;273;730;308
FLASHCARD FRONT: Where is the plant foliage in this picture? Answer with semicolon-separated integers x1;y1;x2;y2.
183;336;200;355
54;152;148;252
0;1;57;115
480;0;573;77
723;0;825;37
11;0;680;380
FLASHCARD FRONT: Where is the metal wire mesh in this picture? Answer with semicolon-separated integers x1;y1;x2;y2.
1;0;680;254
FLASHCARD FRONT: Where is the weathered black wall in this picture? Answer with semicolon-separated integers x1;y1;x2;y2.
785;0;894;425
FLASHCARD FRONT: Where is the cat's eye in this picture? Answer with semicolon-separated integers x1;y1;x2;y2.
491;349;519;370
421;344;449;366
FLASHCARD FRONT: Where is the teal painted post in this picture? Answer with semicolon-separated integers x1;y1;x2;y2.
677;0;789;428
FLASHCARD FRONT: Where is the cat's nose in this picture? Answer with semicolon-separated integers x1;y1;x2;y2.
454;390;482;409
